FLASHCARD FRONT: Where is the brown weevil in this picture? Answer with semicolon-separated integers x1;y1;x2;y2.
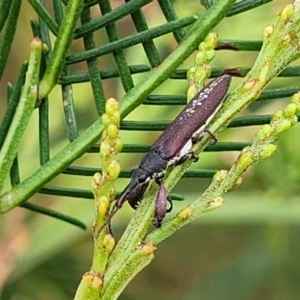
107;74;231;231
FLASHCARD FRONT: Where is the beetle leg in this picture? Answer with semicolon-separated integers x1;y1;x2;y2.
152;182;174;227
166;196;173;213
152;183;168;228
172;151;199;166
95;203;119;237
190;151;199;162
205;129;218;144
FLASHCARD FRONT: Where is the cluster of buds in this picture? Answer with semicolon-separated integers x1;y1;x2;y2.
92;98;122;237
187;32;218;100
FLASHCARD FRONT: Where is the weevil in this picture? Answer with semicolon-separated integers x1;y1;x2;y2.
107;74;231;230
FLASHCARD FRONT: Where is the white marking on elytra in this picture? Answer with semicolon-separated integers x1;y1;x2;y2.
167;138;193;166
169;99;223;166
191;96;225;143
162;77;228;168
183;76;225;118
169;77;228;164
192;124;206;141
182;76;227;120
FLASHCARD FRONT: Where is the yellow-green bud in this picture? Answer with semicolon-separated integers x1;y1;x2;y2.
103;234;115;253
107;124;118;139
187;67;196;82
105;98;119;116
141;242;156;255
284;103;297;117
233;176;243;188
91;275;103;289
82;272;93;284
187;86;198;101
195;51;205;65
282;34;291;45
114;136;123;153
178;207;192;221
263;25;274;38
289;115;298;126
228;177;243;191
100;141;111;157
82;272;103;288
206;50;216;62
92;172;103;188
259;144;277;160
198;42;206;52
255;124;272;142
239;148;254;167
275;119;291;134
213;169;228;184
102;113;111;128
30;37;43;50
106;160;121;180
109;186;117;199
208;197;224;210
291;92;300;111
110;111;121;125
271;110;283;123
194;70;207;88
280;4;294;21
259;62;270;83
205;32;218;50
98;196;110;214
243;78;256;92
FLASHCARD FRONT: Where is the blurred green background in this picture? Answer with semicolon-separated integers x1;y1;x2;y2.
1;0;300;299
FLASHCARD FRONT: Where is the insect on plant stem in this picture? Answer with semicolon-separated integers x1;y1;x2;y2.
101;74;232;234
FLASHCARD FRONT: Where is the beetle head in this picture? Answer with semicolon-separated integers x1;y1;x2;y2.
115;167;151;209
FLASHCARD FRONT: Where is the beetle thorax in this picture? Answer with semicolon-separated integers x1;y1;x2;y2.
139;148;169;179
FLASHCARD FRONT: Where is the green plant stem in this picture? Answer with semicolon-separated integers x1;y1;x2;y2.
67;15;198;65
0;119;103;212
0;0;21;81
0;38;43;193
0;0;235;214
0;0;12;31
38;0;84;99
0;62;28;148
118;114;300;130
102;243;155;300
28;0;59;35
39;186;94;198
74;275;101;300
217;39;262;51
74;0;152;39
99;0;135;93
81;6;106;116
157;0;185;43
227;0;273;17
21;202;86;229
118;0;236;117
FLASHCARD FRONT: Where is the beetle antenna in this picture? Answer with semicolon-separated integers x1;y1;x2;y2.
95;203;120;238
